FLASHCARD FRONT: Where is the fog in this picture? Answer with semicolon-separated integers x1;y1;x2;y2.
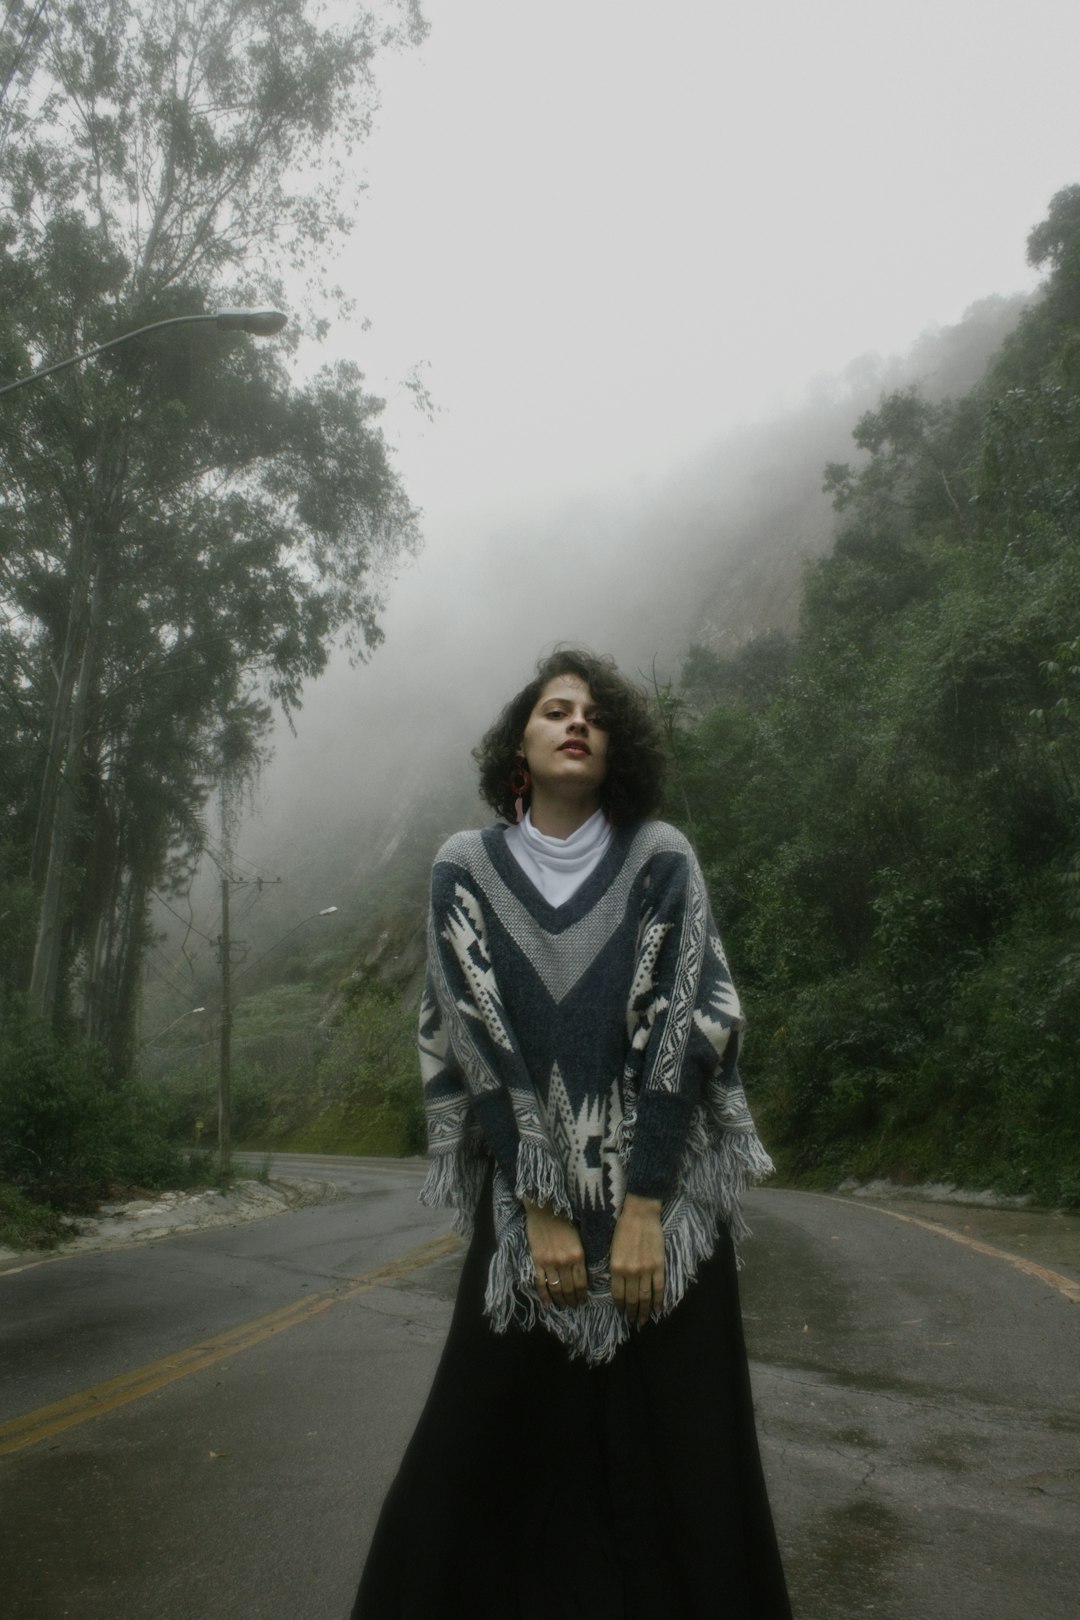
151;0;1080;973
234;297;1025;935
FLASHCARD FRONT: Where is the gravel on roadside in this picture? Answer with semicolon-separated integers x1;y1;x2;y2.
0;1175;346;1272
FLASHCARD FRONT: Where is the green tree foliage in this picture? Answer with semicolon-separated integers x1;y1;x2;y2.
672;190;1080;1205
0;0;425;1070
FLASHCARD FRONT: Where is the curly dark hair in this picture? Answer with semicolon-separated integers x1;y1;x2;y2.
474;648;666;825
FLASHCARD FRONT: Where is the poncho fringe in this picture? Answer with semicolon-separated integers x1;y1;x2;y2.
420;1102;774;1363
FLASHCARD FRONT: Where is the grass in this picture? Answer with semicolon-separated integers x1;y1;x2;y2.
0;1183;73;1251
254;1099;419;1157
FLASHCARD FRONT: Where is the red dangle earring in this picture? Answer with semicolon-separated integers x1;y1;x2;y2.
509;759;531;823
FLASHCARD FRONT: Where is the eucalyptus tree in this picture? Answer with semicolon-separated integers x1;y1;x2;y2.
0;0;426;1064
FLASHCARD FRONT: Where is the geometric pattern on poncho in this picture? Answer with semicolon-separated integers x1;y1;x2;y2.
545;1061;627;1214
418;818;775;1364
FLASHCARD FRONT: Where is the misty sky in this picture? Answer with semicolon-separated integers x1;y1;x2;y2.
243;0;1080;875
347;0;1079;514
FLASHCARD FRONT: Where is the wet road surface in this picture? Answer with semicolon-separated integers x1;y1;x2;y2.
741;1189;1078;1619
1;1156;1077;1619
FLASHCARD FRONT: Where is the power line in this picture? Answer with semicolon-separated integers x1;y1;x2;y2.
144;953;209;1007
0;0;47;109
149;889;217;945
201;838;281;886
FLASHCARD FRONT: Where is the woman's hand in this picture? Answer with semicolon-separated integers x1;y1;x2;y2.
610;1194;665;1327
521;1197;588;1309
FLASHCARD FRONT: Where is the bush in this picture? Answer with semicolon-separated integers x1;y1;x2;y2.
0;995;186;1209
154;1059;275;1146
0;1183;71;1250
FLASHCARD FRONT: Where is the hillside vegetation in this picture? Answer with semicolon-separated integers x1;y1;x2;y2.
669;187;1080;1205
5;188;1078;1244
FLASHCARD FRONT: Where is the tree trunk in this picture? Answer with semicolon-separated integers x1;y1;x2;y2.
103;869;149;1075
28;566;103;1021
29;524;94;888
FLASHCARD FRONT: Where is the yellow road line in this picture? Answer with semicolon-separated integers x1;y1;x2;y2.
823;1197;1080;1304
0;1230;462;1459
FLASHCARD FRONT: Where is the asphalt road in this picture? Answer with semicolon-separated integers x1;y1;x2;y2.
1;1156;1077;1620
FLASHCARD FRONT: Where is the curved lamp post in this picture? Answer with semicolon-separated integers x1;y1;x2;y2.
140;1006;207;1051
0;307;289;399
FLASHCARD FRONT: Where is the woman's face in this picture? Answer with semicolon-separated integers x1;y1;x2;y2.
520;674;609;802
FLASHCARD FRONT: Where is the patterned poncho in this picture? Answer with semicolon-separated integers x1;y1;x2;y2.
418;819;774;1364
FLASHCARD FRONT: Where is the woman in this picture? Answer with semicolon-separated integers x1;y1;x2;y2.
352;649;792;1620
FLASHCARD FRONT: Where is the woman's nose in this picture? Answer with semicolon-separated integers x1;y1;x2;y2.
567;715;587;733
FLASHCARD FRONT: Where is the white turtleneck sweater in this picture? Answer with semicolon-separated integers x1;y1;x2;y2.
502;807;614;908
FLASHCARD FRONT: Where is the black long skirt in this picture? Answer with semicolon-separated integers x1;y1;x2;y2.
351;1187;792;1620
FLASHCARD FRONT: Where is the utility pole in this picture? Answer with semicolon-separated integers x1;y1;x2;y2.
218;875;233;1177
214;874;332;1177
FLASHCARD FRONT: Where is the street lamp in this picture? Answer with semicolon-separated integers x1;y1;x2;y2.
217;900;339;1176
214;309;289;336
140;1006;207;1050
0;308;289;399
